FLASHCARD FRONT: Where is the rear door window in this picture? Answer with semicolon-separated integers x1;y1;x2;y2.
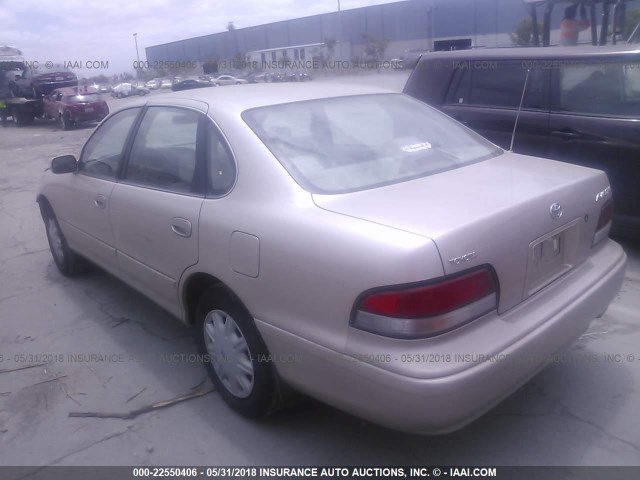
124;107;201;194
448;61;546;110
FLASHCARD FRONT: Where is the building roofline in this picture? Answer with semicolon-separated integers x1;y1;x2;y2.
146;0;411;50
247;42;325;54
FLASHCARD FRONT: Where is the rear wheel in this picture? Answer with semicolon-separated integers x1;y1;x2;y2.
12;111;34;126
41;205;85;276
196;286;277;418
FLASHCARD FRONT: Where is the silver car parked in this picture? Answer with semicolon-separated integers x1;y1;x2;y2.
37;84;626;433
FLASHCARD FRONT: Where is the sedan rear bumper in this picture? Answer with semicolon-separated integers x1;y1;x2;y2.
256;239;626;434
69;112;107;122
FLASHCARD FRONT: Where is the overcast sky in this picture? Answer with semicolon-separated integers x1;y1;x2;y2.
0;0;404;77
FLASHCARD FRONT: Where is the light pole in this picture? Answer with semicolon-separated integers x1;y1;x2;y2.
133;33;140;77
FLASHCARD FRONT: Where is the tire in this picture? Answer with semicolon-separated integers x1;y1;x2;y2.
196;286;277;418
9;83;19;98
117;92;124;99
138;90;145;96
41;204;85;276
60;112;72;130
12;111;34;126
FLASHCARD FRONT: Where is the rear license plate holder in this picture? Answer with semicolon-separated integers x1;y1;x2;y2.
525;218;582;297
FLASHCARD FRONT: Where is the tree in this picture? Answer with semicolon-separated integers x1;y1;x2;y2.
360;33;389;61
622;8;640;41
232;52;251;70
83;74;110;85
510;17;542;47
154;68;168;79
227;21;236;32
323;37;337;60
203;59;219;75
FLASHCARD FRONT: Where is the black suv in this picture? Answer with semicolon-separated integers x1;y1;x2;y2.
404;46;640;236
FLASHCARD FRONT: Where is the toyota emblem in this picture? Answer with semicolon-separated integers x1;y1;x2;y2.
550;203;563;220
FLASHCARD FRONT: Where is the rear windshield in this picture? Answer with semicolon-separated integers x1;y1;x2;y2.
243;94;502;194
67;93;100;103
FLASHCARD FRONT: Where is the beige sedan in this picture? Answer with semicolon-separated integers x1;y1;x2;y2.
37;83;626;433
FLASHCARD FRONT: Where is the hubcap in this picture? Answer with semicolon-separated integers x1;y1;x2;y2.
203;310;254;398
47;218;64;263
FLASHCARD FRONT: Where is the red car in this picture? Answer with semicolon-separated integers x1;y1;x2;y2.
43;86;109;130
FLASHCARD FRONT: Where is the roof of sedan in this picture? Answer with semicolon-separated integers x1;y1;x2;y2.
146;82;395;113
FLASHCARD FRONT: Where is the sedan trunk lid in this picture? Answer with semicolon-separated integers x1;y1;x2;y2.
313;153;611;313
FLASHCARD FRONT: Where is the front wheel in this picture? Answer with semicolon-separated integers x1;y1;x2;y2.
12;111;34;126
60;112;72;130
196;286;277;418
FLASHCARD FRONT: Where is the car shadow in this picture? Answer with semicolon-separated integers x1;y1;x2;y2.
50;241;639;466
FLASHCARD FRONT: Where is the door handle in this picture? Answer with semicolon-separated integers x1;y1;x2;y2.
171;218;192;238
94;194;107;209
551;130;581;141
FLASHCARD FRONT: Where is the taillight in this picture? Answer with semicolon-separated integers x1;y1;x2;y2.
592;199;613;246
351;267;498;339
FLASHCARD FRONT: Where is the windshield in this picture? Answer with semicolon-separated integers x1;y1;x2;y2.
243;93;502;194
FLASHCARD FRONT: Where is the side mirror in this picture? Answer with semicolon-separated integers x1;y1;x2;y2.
51;155;78;174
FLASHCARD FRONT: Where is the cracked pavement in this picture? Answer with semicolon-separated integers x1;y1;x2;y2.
1;74;639;467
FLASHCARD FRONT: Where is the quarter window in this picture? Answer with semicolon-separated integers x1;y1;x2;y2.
206;122;236;195
79;107;140;179
559;61;640;117
125;107;200;194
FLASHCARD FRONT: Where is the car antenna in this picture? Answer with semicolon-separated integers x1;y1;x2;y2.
509;68;530;153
